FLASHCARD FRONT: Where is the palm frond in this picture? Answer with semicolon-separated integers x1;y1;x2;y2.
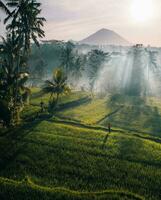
0;0;10;15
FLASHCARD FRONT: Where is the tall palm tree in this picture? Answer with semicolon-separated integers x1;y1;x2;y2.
61;41;75;74
88;49;110;92
72;54;86;82
4;0;46;104
43;69;70;109
4;0;46;53
0;0;45;126
0;0;10;15
0;34;30;124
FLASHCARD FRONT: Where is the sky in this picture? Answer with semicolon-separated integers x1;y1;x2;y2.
1;0;161;46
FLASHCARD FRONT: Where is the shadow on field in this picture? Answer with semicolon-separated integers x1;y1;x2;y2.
30;90;44;99
0;96;91;172
116;135;161;169
100;94;161;137
0;115;51;173
144;106;161;135
117;136;143;161
55;96;92;111
102;133;109;149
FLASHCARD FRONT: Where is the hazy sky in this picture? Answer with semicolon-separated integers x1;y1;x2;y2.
1;0;161;46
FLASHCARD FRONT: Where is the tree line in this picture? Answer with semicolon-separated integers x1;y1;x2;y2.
0;1;110;127
0;0;45;126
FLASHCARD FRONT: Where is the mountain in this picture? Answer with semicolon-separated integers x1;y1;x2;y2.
79;28;131;46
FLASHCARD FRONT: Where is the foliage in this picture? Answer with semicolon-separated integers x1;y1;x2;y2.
1;91;161;199
0;177;145;200
61;41;75;74
0;116;161;199
0;0;45;126
0;34;30;125
29;57;47;87
43;69;70;110
0;100;11;127
0;0;10;17
4;0;46;53
87;49;111;91
71;53;87;82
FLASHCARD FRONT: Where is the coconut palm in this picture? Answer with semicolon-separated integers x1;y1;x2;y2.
4;0;46;103
61;41;75;74
43;69;70;109
0;1;10;16
0;0;45;126
71;54;86;82
4;0;46;53
87;49;110;92
0;35;31;125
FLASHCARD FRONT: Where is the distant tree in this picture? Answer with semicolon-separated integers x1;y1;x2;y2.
30;57;47;86
43;69;70;110
71;53;86;82
87;49;110;92
126;48;144;96
61;41;75;74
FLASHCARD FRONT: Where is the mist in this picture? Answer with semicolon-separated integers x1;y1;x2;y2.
85;45;161;97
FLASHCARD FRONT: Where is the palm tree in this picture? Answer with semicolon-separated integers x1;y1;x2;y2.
87;49;110;92
71;54;86;83
0;34;31;124
0;1;10;16
4;0;46;53
0;0;45;126
4;0;46;105
43;69;70;109
61;41;75;74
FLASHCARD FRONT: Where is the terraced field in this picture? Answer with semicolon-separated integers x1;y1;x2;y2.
1;89;161;199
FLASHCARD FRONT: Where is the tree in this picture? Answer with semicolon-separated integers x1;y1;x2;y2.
43;69;70;110
0;0;45;126
4;0;46;53
0;34;31;125
0;1;10;17
87;49;110;92
61;41;75;74
71;53;86;83
29;57;47;87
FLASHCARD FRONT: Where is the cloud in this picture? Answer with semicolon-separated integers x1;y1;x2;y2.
1;0;161;46
40;0;131;41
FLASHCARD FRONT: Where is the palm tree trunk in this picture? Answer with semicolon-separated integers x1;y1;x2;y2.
55;93;59;106
51;93;59;110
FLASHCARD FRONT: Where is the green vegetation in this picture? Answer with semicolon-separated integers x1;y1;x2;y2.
43;69;70;111
1;2;161;200
87;49;110;92
0;91;161;199
0;177;144;200
0;0;45;126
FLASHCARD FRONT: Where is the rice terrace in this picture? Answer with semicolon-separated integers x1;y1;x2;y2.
0;0;161;200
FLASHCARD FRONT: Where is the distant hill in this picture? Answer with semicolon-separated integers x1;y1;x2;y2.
79;28;131;46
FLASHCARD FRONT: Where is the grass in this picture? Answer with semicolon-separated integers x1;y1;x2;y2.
57;98;111;124
1;90;161;199
0;177;145;200
30;88;87;106
100;96;161;137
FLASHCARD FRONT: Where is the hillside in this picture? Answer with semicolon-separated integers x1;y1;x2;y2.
79;28;131;46
0;90;161;199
